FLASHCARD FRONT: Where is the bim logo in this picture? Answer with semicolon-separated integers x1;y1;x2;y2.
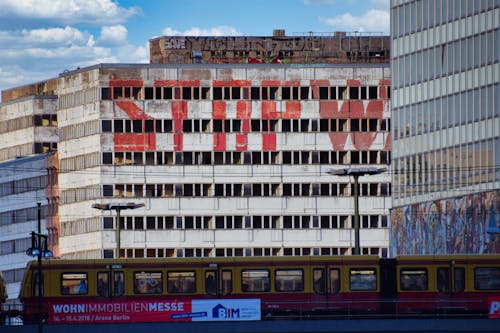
212;304;240;319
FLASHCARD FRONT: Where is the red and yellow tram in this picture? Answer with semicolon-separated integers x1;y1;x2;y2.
17;254;500;323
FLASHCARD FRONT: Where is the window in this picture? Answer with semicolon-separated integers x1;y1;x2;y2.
313;268;326;294
275;269;303;292
134;271;162;294
167;271;196;293
330;269;340;293
349;268;376;291
454;267;465;293
114;271;125;296
400;268;428;291
205;271;217;295
437;267;449;293
222;270;232;295
474;267;500;290
241;269;270;292
97;272;110;297
61;272;88;295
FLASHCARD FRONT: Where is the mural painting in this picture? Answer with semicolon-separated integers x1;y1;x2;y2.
390;190;500;256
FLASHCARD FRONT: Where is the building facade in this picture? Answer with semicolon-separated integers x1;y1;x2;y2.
0;33;391;264
390;0;500;255
56;63;391;259
0;154;52;300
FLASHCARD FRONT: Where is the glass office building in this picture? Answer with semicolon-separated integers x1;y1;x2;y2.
390;0;499;255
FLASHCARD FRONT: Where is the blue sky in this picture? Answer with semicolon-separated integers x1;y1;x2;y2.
0;0;389;98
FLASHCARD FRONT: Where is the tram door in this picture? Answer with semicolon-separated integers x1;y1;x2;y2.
97;265;125;298
436;262;465;310
312;267;341;309
204;266;232;298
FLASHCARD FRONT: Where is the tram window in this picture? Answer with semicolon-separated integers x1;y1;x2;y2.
114;271;125;296
61;273;88;295
474;267;500;290
167;271;196;293
349;268;376;291
329;269;340;293
437;268;449;293
313;268;325;294
400;268;428;291
454;267;465;293
205;271;217;296
241;269;270;292
32;272;44;297
134;271;162;294
222;270;232;295
275;269;304;292
97;272;110;297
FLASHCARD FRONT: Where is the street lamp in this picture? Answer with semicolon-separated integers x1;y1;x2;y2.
327;167;387;255
92;202;145;258
25;202;52;333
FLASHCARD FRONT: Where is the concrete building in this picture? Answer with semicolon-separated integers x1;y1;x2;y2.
390;0;500;255
0;32;391;263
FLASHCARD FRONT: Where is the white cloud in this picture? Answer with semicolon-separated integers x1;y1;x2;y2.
98;25;128;46
161;26;241;37
24;26;89;45
0;0;140;26
0;1;147;97
319;8;389;34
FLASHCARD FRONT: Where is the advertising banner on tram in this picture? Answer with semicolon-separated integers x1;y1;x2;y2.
490;297;500;319
47;298;261;324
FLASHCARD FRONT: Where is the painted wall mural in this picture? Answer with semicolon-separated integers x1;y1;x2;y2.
390;190;500;256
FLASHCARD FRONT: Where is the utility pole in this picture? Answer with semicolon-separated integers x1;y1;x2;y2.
26;203;52;332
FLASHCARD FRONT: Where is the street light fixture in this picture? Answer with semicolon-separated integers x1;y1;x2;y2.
327;167;387;255
25;202;52;333
92;202;145;258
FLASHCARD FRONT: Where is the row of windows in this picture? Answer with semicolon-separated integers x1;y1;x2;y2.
393;84;498;139
102;182;391;198
393;30;498;89
102;85;390;101
56;267;376;296
50;265;500;298
0;143;35;163
401;267;500;292
99;214;388;231
94;247;386;260
0;237;31;255
103;118;390;134
104;150;391;166
0;113;57;132
1;268;25;284
393;138;499;199
0;116;33;133
0;206;48;226
0;176;48;198
392;0;497;38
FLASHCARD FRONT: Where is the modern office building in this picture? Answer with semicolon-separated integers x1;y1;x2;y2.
0;153;58;300
0;32;391;262
390;0;499;255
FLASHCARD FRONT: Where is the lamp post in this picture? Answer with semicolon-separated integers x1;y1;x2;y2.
328;167;387;255
26;202;53;332
92;203;145;258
